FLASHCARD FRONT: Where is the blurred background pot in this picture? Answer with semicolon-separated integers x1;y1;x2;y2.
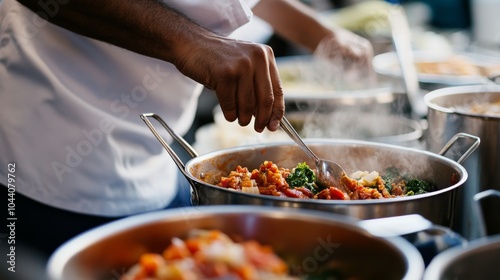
286;111;424;149
424;84;500;239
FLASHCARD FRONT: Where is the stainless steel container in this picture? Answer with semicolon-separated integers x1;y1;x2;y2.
47;206;425;280
423;189;500;279
424;85;500;239
423;234;500;280
141;114;479;233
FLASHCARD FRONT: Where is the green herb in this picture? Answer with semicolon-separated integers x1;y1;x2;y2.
286;162;319;193
404;178;434;195
381;166;400;193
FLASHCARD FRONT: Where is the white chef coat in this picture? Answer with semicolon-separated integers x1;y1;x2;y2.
0;0;257;216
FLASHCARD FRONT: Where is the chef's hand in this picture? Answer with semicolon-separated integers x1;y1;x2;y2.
313;28;375;87
253;0;375;89
173;36;284;133
315;28;373;68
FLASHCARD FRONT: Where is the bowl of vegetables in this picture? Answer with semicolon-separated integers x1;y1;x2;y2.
47;206;425;280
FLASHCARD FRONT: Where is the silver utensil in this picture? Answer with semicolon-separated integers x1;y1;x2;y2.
279;116;347;190
389;4;428;119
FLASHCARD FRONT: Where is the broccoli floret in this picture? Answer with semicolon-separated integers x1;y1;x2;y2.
286;162;319;193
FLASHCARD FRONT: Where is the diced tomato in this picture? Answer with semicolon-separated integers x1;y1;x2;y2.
329;187;348;200
316;187;348;200
139;253;163;276
294;187;314;198
283;187;310;198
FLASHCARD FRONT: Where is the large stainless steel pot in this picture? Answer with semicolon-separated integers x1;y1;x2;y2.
47;206;425;280
142;114;479;234
424;85;500;239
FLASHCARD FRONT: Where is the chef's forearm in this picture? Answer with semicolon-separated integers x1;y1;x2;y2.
253;0;332;52
15;0;213;65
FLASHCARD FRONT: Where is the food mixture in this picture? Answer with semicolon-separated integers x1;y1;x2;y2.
120;229;298;280
415;55;500;77
217;161;435;200
467;100;500;116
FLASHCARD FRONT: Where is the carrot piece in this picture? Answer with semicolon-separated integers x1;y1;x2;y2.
163;241;191;260
139;253;163;276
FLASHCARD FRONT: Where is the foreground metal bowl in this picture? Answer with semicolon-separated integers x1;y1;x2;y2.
47;206;424;280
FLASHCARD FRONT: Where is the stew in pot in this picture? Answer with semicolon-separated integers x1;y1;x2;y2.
217;161;436;200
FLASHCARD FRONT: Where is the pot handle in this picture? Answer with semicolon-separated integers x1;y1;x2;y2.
140;113;201;205
488;72;500;85
473;189;500;237
437;133;480;164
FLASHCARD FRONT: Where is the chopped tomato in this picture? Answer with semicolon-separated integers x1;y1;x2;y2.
139;253;163;276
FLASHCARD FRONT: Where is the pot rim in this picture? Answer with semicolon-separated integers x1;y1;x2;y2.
185;138;468;205
423;234;500;279
424;85;500;119
47;205;425;280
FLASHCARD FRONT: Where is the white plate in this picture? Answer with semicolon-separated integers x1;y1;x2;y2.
373;50;500;85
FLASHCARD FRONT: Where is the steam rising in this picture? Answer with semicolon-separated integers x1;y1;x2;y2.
279;54;420;148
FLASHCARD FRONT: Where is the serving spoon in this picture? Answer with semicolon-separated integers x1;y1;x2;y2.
279;116;347;190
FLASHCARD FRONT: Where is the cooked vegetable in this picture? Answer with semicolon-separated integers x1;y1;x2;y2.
381;166;401;193
382;167;436;196
217;161;436;200
285;162;319;194
405;178;434;195
121;229;299;280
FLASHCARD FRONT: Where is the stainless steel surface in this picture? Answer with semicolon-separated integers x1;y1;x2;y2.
47;206;425;280
141;114;476;233
280;116;346;189
437;133;481;165
389;5;428;119
424;85;500;239
423;234;500;280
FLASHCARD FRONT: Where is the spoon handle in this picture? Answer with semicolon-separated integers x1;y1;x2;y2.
279;117;320;164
